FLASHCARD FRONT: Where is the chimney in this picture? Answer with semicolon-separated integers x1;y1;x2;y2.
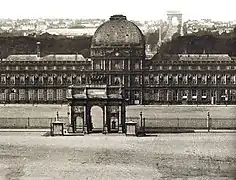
36;42;41;58
158;26;162;45
157;26;162;53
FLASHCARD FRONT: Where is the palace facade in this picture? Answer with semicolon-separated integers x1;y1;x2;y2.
0;15;236;105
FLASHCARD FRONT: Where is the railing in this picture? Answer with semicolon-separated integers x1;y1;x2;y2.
0;117;69;129
126;116;236;130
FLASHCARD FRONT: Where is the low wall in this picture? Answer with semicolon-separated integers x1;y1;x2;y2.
0;117;69;129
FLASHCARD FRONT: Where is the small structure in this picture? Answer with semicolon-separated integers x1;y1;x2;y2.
125;121;137;136
51;120;64;136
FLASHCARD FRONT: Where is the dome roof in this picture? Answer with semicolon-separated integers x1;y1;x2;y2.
91;15;144;47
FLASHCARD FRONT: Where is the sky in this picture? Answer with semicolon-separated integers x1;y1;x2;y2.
1;0;235;21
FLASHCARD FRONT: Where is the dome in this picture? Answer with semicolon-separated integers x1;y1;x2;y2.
91;15;145;47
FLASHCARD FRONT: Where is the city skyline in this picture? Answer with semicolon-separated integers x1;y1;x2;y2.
0;0;236;22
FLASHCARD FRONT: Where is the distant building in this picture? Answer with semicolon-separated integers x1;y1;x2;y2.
0;53;91;104
0;15;236;105
144;54;236;105
45;28;97;37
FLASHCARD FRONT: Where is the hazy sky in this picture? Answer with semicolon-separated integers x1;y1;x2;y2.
1;0;235;21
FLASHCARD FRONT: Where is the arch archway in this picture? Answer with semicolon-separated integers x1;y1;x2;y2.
75;116;84;132
167;11;183;35
90;105;104;132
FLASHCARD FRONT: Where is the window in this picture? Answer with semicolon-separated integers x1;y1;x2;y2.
56;89;64;101
28;89;35;101
173;75;178;84
211;75;216;84
134;63;140;70
1;75;6;84
67;76;72;84
29;76;34;85
95;63;101;70
114;76;121;85
192;75;197;84
154;76;159;84
202;75;207;84
57;76;62;85
183;74;188;84
163;66;168;70
230;75;235;84
134;76;139;84
19;89;25;100
183;90;188;97
38;89;44;101
47;89;54;101
48;76;53;84
113;60;123;70
221;75;226;84
192;90;197;96
202;90;207;97
10;76;15;85
144;76;149;84
44;66;47;70
76;76;81;85
39;76;44;84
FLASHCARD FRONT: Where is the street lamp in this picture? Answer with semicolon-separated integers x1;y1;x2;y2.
56;111;59;121
140;111;143;127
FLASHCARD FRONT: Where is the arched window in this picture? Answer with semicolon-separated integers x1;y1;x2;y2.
114;77;121;85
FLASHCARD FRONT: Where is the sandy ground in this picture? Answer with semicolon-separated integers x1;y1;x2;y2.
0;133;235;180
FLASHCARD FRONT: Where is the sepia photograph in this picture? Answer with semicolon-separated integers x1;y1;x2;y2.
0;0;235;179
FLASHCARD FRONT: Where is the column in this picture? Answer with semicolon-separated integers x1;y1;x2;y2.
109;75;111;85
167;89;169;102
140;89;143;105
121;103;126;133
103;105;108;134
83;105;88;134
109;60;111;70
118;105;122;133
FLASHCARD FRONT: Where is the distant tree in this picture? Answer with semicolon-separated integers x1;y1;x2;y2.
182;23;188;36
146;30;159;51
172;32;181;40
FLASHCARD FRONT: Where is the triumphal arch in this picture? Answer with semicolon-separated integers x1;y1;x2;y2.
67;84;126;134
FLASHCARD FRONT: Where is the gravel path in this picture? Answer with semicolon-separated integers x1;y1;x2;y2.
0;133;235;180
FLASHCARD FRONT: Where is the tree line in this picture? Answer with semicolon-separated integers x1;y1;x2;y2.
0;34;92;59
0;28;235;59
159;27;236;56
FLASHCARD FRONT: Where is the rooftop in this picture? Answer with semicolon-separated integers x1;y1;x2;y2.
5;54;86;62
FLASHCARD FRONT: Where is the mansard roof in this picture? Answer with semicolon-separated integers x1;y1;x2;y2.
6;55;38;61
151;53;235;62
41;54;86;61
178;54;233;62
5;54;86;62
